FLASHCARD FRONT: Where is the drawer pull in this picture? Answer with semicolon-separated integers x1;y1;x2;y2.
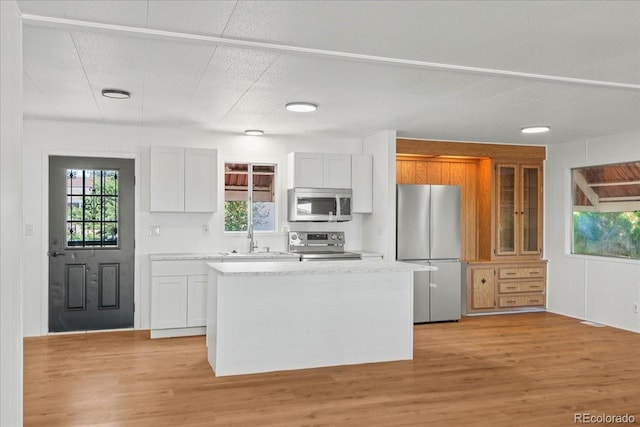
506;286;516;289
481;278;486;284
506;300;516;304
529;299;540;303
505;272;516;276
529;271;540;275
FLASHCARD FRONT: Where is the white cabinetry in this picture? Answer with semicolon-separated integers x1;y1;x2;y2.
187;275;208;327
150;147;217;212
150;255;300;338
150;275;188;329
288;152;351;188
351;154;373;213
150;260;209;338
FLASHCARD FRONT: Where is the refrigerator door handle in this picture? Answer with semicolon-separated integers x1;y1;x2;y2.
429;283;437;288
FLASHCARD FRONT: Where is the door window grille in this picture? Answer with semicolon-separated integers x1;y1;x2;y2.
66;169;119;247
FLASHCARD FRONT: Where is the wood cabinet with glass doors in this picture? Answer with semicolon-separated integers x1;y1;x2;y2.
471;159;545;313
478;160;543;260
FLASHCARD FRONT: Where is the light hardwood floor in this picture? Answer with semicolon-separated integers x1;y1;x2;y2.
24;312;639;426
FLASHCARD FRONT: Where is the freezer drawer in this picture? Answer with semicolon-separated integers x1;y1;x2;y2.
413;261;462;323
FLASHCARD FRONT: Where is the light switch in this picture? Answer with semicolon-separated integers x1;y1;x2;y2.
202;224;209;236
25;224;34;237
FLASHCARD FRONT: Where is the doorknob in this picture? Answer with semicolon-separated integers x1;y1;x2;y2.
48;251;66;257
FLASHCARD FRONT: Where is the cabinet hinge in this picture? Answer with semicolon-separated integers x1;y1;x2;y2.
134;175;136;186
133;303;136;312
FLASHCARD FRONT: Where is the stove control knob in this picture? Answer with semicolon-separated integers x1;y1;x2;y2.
291;233;298;241
337;235;343;240
331;234;337;240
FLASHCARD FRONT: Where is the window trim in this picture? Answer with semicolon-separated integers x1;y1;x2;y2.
222;159;280;234
570;161;640;260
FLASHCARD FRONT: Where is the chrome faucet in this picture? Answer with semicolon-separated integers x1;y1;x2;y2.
248;223;258;252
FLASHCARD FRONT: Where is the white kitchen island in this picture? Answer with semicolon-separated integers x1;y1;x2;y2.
206;260;435;376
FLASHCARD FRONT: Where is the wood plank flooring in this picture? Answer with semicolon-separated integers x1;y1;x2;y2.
24;312;640;426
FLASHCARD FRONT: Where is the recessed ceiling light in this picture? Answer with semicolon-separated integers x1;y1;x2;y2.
521;126;550;134
244;129;264;136
285;102;317;112
101;89;131;99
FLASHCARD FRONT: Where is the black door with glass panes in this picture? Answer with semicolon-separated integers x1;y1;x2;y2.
48;156;135;332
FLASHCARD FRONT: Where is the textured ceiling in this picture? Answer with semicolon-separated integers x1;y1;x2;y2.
16;0;640;145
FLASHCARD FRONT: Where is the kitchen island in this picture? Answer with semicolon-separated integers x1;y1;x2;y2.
206;260;435;376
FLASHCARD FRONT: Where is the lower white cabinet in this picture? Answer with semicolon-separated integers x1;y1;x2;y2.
186;275;207;327
151;275;188;330
150;260;209;338
150;256;300;338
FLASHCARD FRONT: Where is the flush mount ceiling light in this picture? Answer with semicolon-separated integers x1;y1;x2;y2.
521;126;550;134
101;89;131;99
244;129;264;136
285;102;317;113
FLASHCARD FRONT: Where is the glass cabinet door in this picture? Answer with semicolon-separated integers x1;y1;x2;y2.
496;164;516;255
521;165;541;255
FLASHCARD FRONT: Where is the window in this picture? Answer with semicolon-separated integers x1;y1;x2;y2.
224;163;276;232
572;161;640;259
66;169;119;247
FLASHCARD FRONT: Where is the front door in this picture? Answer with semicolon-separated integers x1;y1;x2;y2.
48;156;135;332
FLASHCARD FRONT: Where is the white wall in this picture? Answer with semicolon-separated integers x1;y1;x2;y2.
362;130;397;259
22;119;364;336
0;0;24;424
546;131;640;333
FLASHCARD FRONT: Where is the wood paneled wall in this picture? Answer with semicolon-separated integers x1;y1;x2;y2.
397;156;479;260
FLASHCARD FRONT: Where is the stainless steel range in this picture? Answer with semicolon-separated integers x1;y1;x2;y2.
288;231;361;261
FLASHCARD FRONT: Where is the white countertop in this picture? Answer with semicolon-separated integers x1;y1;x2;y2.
149;252;300;261
207;260;435;276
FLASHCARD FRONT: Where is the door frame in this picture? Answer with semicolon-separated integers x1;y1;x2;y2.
39;149;140;334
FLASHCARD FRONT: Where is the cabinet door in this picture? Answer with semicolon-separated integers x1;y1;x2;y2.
351;154;372;213
187;275;207;327
289;152;324;188
150;147;185;212
470;268;495;309
324;154;351;188
151;276;188;329
520;165;542;255
184;148;217;212
495;164;517;256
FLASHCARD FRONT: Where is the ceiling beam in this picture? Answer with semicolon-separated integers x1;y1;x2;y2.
573;170;599;208
588;180;640;187
20;14;640;91
574;201;640;213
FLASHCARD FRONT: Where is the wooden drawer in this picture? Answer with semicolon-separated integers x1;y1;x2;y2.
498;294;545;308
498;267;545;279
498;281;545;293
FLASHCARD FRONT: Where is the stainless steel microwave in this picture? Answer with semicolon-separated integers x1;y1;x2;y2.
287;188;352;222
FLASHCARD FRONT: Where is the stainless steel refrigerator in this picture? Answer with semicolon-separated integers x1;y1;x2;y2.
396;184;462;323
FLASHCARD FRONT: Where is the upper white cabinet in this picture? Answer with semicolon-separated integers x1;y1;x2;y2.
351;154;373;213
288;152;351;189
150;147;217;212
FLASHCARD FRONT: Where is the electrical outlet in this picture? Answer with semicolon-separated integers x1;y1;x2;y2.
149;225;160;237
202;224;210;236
